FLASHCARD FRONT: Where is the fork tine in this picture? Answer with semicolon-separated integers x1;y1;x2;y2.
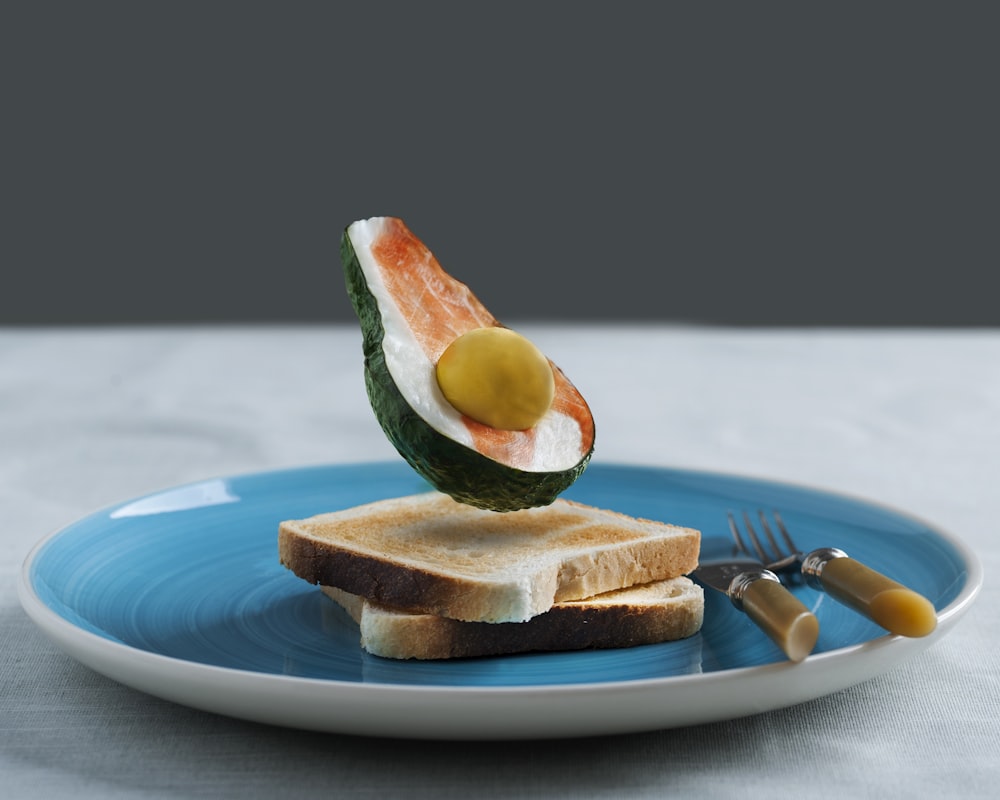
756;510;788;562
727;512;753;555
760;510;806;580
740;510;772;563
771;510;799;554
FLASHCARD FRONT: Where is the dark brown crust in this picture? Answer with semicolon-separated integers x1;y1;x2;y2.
279;524;488;618
406;602;703;659
331;587;705;660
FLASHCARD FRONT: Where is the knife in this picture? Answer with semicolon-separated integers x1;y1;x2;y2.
695;541;819;662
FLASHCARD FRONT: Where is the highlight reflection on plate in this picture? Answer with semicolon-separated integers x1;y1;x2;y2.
19;462;980;739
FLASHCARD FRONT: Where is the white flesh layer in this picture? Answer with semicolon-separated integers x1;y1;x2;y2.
348;217;585;473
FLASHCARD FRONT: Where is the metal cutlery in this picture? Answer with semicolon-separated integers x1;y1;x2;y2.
729;510;937;638
694;538;819;662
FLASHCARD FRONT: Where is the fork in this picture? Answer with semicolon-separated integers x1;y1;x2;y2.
728;510;938;638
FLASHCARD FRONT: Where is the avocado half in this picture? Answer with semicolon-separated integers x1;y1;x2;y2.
342;216;595;512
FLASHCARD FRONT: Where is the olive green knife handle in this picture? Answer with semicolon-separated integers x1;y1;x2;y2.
819;557;938;638
742;578;819;662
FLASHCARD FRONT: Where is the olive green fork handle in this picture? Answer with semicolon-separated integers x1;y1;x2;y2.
806;551;938;637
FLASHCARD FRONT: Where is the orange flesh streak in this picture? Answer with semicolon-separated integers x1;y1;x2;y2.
371;218;594;470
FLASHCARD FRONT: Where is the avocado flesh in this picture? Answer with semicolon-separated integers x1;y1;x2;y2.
342;231;593;512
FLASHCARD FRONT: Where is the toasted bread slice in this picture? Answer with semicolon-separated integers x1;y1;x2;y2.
279;492;700;623
322;577;704;660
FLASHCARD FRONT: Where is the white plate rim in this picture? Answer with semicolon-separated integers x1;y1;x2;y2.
17;463;983;740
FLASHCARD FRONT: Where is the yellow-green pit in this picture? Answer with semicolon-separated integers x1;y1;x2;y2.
435;328;555;430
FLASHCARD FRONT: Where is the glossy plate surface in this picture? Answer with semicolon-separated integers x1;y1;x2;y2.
19;462;980;739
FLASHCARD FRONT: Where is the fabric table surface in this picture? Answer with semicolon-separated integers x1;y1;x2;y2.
2;325;997;799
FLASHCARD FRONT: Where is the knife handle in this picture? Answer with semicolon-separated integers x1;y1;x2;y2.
814;555;938;638
741;576;819;662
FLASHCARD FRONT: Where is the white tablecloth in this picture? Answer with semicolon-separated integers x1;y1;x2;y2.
2;325;997;798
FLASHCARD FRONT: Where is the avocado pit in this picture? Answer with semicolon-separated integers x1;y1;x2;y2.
435;328;555;431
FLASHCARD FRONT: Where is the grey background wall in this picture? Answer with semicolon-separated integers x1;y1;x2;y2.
3;2;997;326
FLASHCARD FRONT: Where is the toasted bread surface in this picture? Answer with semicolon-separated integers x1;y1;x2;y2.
279;492;700;623
322;577;704;660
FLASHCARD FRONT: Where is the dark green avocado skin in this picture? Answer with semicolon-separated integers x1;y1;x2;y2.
341;231;592;512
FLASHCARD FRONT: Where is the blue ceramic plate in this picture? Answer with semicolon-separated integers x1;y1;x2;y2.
19;462;980;739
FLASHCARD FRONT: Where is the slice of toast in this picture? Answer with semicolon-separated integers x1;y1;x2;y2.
279;492;700;623
322;577;704;660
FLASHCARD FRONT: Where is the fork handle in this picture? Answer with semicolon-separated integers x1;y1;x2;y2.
741;577;819;662
817;556;938;638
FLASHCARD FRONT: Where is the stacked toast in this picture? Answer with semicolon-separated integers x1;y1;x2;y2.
279;491;703;660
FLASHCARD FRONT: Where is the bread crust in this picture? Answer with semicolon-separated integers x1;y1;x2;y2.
322;578;705;660
279;492;700;624
279;530;508;620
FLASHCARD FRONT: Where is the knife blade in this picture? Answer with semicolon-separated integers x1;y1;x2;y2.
695;541;819;662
